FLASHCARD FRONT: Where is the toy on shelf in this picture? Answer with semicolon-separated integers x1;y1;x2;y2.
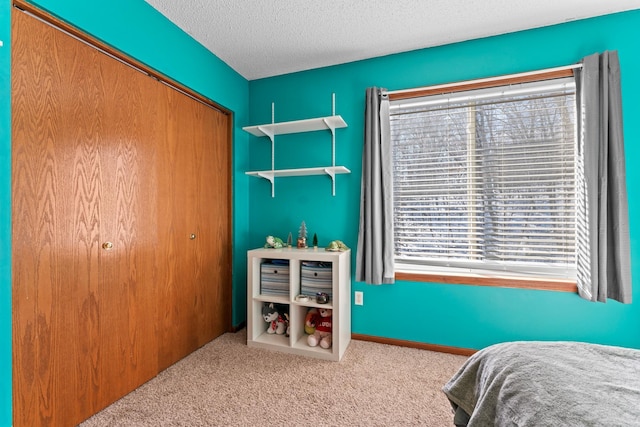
325;240;349;252
264;235;285;249
262;302;287;335
306;307;332;349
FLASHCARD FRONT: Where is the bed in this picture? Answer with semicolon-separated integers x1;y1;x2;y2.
442;341;640;426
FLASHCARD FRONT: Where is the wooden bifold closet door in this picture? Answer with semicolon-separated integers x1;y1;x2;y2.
11;7;231;427
156;79;232;371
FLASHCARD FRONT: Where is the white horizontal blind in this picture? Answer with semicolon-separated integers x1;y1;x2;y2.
390;78;577;278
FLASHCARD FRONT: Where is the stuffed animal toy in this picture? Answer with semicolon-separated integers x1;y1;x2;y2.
307;307;332;349
304;307;318;335
262;302;286;335
264;235;285;249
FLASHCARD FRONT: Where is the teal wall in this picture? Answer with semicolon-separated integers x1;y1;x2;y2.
0;2;11;425
1;1;250;425
248;10;640;351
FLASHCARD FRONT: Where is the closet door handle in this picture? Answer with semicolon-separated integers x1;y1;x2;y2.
189;234;196;240
102;242;114;250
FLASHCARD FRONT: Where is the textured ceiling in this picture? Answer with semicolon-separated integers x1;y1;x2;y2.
144;0;640;80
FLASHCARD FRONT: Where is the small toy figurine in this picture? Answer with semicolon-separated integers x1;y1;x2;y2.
264;235;285;249
262;303;286;335
325;240;349;251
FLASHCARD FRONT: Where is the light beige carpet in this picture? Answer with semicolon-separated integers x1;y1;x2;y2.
80;329;467;426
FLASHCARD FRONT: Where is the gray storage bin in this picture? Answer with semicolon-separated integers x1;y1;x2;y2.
260;261;289;296
300;262;332;298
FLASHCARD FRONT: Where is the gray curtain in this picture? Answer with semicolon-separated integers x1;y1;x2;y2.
575;51;632;303
356;87;395;284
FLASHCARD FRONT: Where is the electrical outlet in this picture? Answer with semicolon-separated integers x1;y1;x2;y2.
354;291;364;306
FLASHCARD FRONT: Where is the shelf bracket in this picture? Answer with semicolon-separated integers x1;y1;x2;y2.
324;167;337;196
256;125;275;142
256;171;275;197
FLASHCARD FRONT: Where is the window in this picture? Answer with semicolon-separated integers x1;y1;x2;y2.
389;75;578;284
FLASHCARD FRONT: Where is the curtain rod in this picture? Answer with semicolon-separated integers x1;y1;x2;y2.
386;63;583;95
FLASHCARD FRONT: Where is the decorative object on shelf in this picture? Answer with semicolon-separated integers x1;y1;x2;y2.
264;235;285;249
315;292;329;304
296;294;310;303
297;221;308;248
287;232;293;248
326;240;349;252
307;307;332;349
262;302;287;335
313;233;318;248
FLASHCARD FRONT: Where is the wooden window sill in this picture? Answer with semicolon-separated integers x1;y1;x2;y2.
395;271;577;293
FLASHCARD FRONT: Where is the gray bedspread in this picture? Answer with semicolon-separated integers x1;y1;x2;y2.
442;341;640;427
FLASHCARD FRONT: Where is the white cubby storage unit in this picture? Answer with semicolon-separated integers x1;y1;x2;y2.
247;247;351;361
242;93;349;197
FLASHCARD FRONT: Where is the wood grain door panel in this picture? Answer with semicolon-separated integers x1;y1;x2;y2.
12;11;104;426
12;10;158;426
197;105;232;344
157;87;232;369
95;43;160;405
12;6;232;427
156;85;188;370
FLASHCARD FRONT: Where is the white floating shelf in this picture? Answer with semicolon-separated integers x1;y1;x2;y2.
246;166;351;197
243;115;347;137
246;166;350;179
